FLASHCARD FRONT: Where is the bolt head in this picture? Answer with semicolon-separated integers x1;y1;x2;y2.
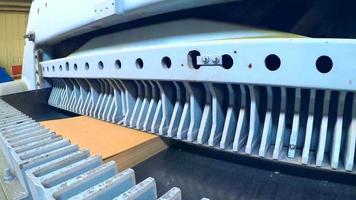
212;56;220;64
202;56;209;64
3;168;15;182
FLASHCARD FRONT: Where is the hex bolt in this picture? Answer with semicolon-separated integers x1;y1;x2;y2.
202;56;210;64
212;56;220;64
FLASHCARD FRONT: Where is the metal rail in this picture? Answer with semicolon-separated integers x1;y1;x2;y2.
0;99;186;200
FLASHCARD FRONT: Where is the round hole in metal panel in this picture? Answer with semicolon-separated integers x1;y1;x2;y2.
59;65;62;71
162;57;172;69
188;50;201;69
265;54;281;71
65;62;69;71
136;58;144;69
115;60;121;69
316;56;333;73
52;66;55;71
98;61;104;70
74;64;78;71
222;54;233;69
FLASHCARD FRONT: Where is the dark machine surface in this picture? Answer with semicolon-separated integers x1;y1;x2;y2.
2;89;356;200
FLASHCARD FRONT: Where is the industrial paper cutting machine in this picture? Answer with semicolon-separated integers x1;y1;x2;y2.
0;0;356;199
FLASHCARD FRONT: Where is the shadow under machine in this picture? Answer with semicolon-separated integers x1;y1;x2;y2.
1;0;356;199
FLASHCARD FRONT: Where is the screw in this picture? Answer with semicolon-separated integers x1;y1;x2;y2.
289;144;296;150
24;32;35;42
212;56;220;64
202;56;209;64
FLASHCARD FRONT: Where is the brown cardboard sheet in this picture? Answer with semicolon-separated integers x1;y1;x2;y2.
40;116;167;169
